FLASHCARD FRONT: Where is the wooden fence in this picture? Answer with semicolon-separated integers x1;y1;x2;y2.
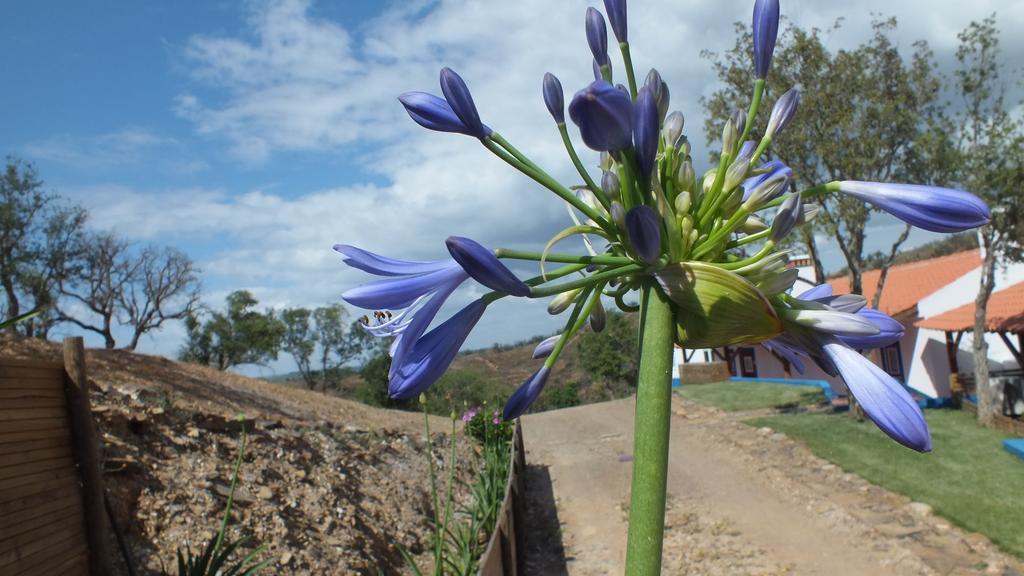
477;420;527;576
0;337;112;575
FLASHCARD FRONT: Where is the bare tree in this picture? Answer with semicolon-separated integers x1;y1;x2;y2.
120;246;200;350
58;232;138;349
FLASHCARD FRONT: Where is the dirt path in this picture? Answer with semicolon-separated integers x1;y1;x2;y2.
523;396;1024;575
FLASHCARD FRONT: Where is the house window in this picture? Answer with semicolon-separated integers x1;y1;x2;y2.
881;343;905;382
739;347;757;377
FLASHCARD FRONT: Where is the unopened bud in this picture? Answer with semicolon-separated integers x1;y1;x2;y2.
548;289;582;315
702;168;717;195
740;215;768;234
731;109;746;139
590;303;606;332
676;160;695;193
724;157;751;192
602;171;621;201
662;111;684;148
610;201;626;228
722;118;737;156
644;68;670;123
674;191;692;215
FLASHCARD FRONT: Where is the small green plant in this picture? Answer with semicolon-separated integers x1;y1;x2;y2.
462;403;513;446
173;419;272;576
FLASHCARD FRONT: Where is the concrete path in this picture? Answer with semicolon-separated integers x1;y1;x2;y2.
523;396;1023;575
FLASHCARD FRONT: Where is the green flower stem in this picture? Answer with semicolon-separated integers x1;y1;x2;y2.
600;64;613;83
482;263;590;305
528;263;644;298
727;228;771;248
752;135;772;163
692;205;752;259
483;135;616;236
714;241;775;270
619;42;639;100
624;281;675;576
739;79;766;150
759;181;840;211
696;153;731;227
545;282;605;369
495;248;630;266
557;123;611;209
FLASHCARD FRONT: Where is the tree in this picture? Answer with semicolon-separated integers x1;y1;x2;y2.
703;18;947;297
280;304;375;392
280;307;316;387
179;290;285;370
58;232;136;349
953;16;1024;425
120;246;200;350
578;309;639;395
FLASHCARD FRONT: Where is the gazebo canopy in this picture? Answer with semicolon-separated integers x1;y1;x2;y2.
916;280;1024;333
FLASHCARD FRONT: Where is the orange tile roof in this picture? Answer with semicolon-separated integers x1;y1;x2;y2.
827;249;980;317
917;280;1024;333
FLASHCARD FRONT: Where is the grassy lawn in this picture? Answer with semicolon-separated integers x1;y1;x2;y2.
676;380;825;412
748;410;1024;558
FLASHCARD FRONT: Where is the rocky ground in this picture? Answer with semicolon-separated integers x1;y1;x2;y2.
1;336;477;575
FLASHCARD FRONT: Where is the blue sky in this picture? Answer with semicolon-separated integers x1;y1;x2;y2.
2;0;1022;375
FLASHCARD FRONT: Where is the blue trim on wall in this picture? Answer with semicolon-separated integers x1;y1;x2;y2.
1005;439;1024;462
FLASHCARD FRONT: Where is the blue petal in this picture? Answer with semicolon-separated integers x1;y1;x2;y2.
762;339;806;374
603;0;627;43
839;181;991;233
341;263;465;311
543;73;565;124
503;367;551;420
839;308;904;349
446;236;529;297
767;87;800;138
585;7;609;67
633;86;659;179
399;92;470;135
568;80;634;152
625;206;661;263
752;0;780;79
742;160;791;202
532;335;560;359
439;68;488;139
823;339;932;452
797;283;833;300
389;299;488;399
388;272;466;377
333;244;451;277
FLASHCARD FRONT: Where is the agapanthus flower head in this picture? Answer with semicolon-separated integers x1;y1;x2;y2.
446;236;529;297
838;181;991;233
633;86;660;179
439;68;488;139
586;7;610;68
569;80;634;151
398;92;491;138
752;0;780;79
543;73;565;124
504;366;551;420
603;0;627;43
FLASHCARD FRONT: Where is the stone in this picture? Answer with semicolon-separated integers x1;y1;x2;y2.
907;502;932;517
280;551;294;566
258;486;274;500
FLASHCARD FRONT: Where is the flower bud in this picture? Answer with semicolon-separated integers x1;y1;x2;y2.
740;215;768;234
602;171;621;201
674;191;692;215
399;92;491;138
799;203;819;225
766;87;800;139
569;80;634;151
590;303;607;332
662;111;684;148
769;193;801;243
633;86;659;178
532;335;560;359
736;140;757;163
599;151;614;170
610;201;626;228
446;236;530;297
724;156;751;192
542;73;565;124
603;0;627;43
757;267;799;296
731;109;746;139
625;205;662;264
440;68;487;139
586;7;610;68
503;367;551;420
644;68;670;123
838;181;990;233
676;160;695;192
752;0;780;79
722;118;737;156
548;288;582;315
701;168;717;195
781;308;881;337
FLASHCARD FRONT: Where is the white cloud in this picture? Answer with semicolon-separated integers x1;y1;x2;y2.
25;127;208;174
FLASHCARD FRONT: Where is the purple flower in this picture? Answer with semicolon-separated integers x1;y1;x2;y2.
532;335;560;359
446;236;529;297
839;308;904;349
569;80;634;151
633;86;659;179
603;0;627;43
504;367;551;420
766;87;800;138
543;73;565;124
838;182;991;233
586;7;610;68
439;68;488;139
752;0;780;79
398;92;491;138
625;206;661;263
742;160;792;204
762;339;806;374
643;69;670;122
769;192;801;242
822;338;932;452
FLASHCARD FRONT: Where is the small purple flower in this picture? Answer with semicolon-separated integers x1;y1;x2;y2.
446;236;529;297
625;205;661;264
439;68;487;139
742;160;792;204
586;7;610;68
838;182;991;233
399;92;491;138
822;338;932;452
736;140;757;162
769;193;801;242
766;87;800;138
633;86;659;179
603;0;627;43
569;80;634;151
644;69;670;122
543;73;565;124
839;308;904;349
532;335;560;359
752;0;780;79
504;366;551;420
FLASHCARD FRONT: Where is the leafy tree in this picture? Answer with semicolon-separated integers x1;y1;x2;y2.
577;309;638;394
952;16;1024;424
703;18;947;300
280;307;316;386
280;304;375;391
180;290;285;370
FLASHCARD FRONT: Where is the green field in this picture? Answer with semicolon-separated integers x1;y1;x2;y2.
676;380;825;412
748;410;1024;558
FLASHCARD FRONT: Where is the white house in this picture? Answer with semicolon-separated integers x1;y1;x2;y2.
673;248;1024;409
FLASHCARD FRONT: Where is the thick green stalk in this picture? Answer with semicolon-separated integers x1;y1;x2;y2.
528;263;643;297
624;282;675;576
495;248;629;266
739;79;766;148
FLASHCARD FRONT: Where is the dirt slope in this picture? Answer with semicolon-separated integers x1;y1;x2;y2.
1;336;467;575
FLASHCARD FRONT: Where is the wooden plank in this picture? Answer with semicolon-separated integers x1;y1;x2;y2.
0;396;67;410
0;477;79;516
0;435;67;457
0;425;70;446
0;455;75;482
13;540;88;576
0;475;80;507
0;358;63;370
0;365;65;380
0;417;67;435
0;463;77;493
0;387;65;400
0;513;84;567
0;496;81;542
0;406;67;422
0;444;73;469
